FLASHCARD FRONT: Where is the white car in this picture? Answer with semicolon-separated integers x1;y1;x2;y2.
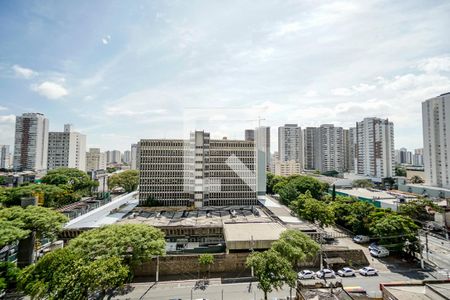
370;247;389;258
316;269;335;278
353;235;370;243
337;267;355;277
298;270;315;279
359;266;378;276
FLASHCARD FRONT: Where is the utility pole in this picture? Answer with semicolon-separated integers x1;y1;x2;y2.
319;232;323;270
425;230;429;261
250;235;255;277
156;255;159;282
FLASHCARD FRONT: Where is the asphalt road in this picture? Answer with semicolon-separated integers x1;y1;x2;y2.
420;233;450;271
112;269;438;300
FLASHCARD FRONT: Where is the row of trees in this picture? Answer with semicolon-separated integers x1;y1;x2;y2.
246;230;319;300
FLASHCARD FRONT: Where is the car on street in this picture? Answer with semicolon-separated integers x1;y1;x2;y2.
368;242;379;251
316;269;335;278
359;266;378;276
370;246;389;258
337;267;355;277
353;235;370;243
298;270;315;279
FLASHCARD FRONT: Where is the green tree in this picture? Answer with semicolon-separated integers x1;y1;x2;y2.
198;254;214;279
399;198;443;222
67;223;165;266
18;248;129;300
41;167;97;195
290;191;335;228
352;179;373;188
266;173;286;195
395;166;406;177
0;262;20;294
0;219;29;247
370;214;419;252
277;176;327;205
246;250;296;300
410;175;424;184
271;230;319;269
344;201;376;235
108;170;139;193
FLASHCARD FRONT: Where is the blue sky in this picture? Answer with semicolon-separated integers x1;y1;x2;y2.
1;0;450;152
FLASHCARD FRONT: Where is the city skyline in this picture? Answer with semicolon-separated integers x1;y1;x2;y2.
1;1;450;151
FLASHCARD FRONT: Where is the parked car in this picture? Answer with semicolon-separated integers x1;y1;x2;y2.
337;267;355;277
368;242;379;251
353;235;370;243
359;266;378;276
298;270;315;279
316;269;335;278
370;247;389;258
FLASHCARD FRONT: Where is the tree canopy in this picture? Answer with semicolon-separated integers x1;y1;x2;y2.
290;191;334;228
271;229;319;268
399;198;442;222
266;173;285;195
352;179;373;188
108;170;139;193
246;250;296;300
276;175;327;205
67;223;165;265
0;206;68;241
41;168;97;195
0;219;29;247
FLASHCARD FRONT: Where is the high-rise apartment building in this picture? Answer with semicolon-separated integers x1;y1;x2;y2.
255;126;270;171
13;113;49;172
131;143;138;170
123;150;131;164
304;127;319;171
86;148;106;171
278;124;303;170
139;131;257;207
343;127;357;173
274;160;301;177
47;124;86;171
356;117;395;178
317;124;345;173
244;129;255;142
422;92;450;188
106;150;121;164
0;145;11;169
413;148;424;166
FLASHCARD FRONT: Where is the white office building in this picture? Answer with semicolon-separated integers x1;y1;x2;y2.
413;148;424;167
139;131;257;207
278;124;303;170
13;113;49;172
356;117;395;178
106;150;121;164
47;124;86;171
0;145;11;169
422;92;450;188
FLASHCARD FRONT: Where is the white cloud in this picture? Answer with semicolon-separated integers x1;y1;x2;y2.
31;81;68;99
12;65;37;79
105;107;166;117
0;114;15;123
102;35;111;45
332;83;376;96
0;106;7;111
418;56;450;73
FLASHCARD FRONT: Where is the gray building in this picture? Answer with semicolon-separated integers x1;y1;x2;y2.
139;131;257;207
422;92;450;188
13;113;49;172
278;124;303;169
244;129;255;142
0;145;11;169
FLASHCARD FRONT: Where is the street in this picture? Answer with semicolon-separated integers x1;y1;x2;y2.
112;269;441;300
420;233;450;271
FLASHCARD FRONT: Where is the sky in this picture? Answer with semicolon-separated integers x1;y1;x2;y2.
1;0;450;153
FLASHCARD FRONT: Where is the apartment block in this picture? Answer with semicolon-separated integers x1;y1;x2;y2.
131;143;138;170
86;148;106;171
303;127;319;171
47;124;86;171
422;92;450;188
123;150;131;164
139;131;257;207
13;113;49;172
0;145;11;169
274;160;301;177
244;129;255;142
343;127;357;172
255;126;270;171
356;117;395;178
278;124;303;171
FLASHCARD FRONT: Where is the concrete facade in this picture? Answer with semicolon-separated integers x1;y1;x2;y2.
13;113;49;172
48;124;86;171
278;124;303;169
422;93;450;189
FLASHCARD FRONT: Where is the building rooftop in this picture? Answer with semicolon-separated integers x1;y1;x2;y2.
383;282;450;300
118;206;271;228
223;222;286;250
336;188;412;200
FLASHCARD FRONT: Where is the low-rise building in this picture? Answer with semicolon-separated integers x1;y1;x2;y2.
274;160;302;177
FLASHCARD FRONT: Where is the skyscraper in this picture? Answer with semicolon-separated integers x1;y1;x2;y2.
123;150;131;164
131;143;138;170
244;129;255;141
318;124;345;173
13;113;49;172
47;124;86;171
422;92;450;188
343;127;357;173
255;126;271;171
356;117;395;178
0;145;11;169
86;148;106;171
278;124;303;169
304;127;320;171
